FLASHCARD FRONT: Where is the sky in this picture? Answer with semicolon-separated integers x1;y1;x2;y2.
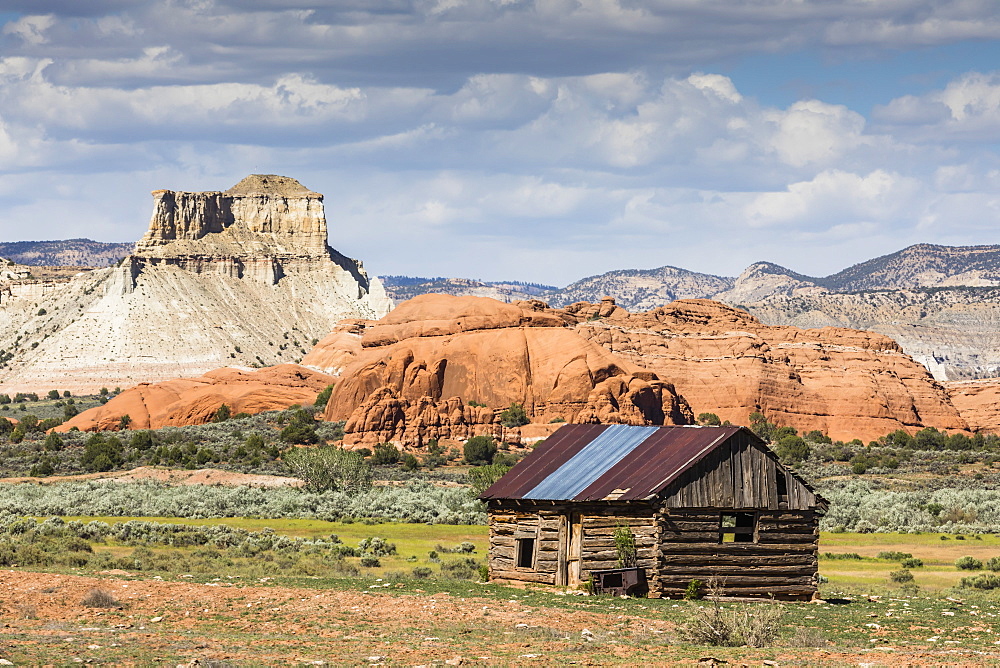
2;1;1000;286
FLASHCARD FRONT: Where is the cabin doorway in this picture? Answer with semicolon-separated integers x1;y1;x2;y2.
564;512;583;585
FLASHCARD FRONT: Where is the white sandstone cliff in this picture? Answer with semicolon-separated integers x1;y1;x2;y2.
0;175;391;394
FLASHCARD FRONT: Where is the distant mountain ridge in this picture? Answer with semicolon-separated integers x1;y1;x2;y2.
0;239;134;267
379;276;557;303
375;244;1000;381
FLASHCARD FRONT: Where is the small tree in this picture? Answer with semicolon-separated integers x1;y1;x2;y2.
697;413;722;426
314;384;334;409
773;435;810;465
284;446;372;493
81;434;124;472
464;435;497;465
130;430;154;451
118;414;132;431
212;404;232;423
47;390;60;400
43;432;63;451
467;462;513;495
279;408;318;444
499;403;529;428
371;443;400;465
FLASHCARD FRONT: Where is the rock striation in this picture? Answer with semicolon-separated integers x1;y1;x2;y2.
574;299;968;442
944;379;1000;435
57;364;334;432
0;175;391;394
321;294;693;447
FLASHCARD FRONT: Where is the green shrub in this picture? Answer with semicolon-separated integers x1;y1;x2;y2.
80;434;124;472
412;566;432;578
900;558;924;569
499;403;529;428
314;385;334;409
212;404;232;423
613;524;637;568
440;557;481;580
371;443;400;466
683;579;703;600
463;435;497;466
961;573;1000;590
359;556;380;568
773;435;809;465
283;446;372;493
986;556;1000;571
43;432;63;451
467;462;513;495
358;536;397;557
130;431;154;451
889;569;914;583
956;556;983;570
877;551;913;561
697;413;721;426
401;453;419;471
822;552;862;560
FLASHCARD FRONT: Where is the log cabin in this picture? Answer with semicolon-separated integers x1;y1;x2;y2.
479;424;827;599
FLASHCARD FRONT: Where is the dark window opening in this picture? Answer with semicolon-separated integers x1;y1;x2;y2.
516;537;535;568
776;471;789;504
720;512;756;543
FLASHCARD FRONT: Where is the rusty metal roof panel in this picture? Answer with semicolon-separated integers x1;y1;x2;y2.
576;426;744;501
522;424;660;501
480;424;753;502
478;423;609;500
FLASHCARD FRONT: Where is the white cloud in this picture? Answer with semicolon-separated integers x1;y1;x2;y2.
743;169;921;228
874;71;1000;140
2;15;55;46
765;100;868;168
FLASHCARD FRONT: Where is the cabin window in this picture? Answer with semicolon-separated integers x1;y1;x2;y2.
776;470;789;505
719;512;756;543
516;537;536;568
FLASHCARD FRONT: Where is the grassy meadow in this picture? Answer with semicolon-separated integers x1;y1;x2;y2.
27;516;1000;595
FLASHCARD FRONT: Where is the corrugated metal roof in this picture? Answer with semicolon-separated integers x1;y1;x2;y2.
522;424;659;500
480;424;747;502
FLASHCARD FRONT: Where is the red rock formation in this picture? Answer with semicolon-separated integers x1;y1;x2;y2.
575;299;968;442
57;364;335;432
944;379;1000;434
323;294;693;447
300;320;366;375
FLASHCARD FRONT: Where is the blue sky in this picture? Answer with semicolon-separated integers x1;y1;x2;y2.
2;1;1000;285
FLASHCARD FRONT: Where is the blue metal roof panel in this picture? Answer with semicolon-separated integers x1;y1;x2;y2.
522;424;659;501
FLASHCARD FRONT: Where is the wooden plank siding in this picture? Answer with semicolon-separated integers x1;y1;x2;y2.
659;431;817;511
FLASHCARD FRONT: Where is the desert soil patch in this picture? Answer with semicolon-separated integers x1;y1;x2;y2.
1;570;1000;666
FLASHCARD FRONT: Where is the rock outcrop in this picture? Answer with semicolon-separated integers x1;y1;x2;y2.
575;299;968;442
944;379;1000;435
0;175;392;394
57;364;334;432
322;294;693;447
314;294;971;445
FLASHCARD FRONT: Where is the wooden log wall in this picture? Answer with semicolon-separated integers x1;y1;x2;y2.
487;502;659;586
488;505;560;585
579;510;657;577
653;508;819;599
